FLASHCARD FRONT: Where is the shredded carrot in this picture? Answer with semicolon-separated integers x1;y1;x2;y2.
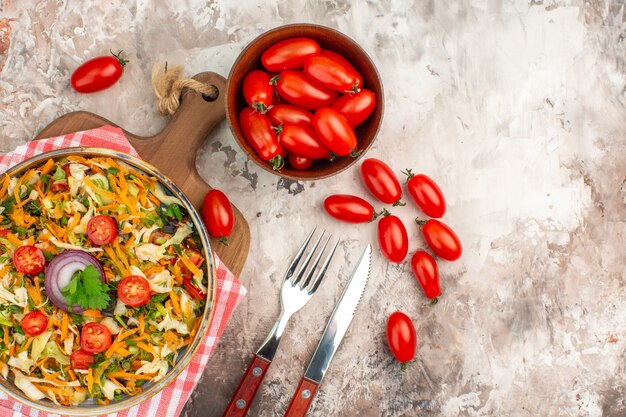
67;212;81;230
82;309;102;318
148;193;161;206
138;314;145;336
26;285;42;307
67;369;77;381
6;233;22;247
113;240;131;272
83;177;118;201
0;175;10;198
136;342;155;356
39;158;55;175
108;371;154;380
87;368;94;393
168;291;181;316
3;326;9;348
60;312;69;341
103;246;127;276
18;337;33;353
179;255;202;278
123;234;136;251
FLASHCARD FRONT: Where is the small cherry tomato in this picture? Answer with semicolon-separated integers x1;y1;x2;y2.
239;107;284;170
202;189;235;242
13;246;45;275
377;211;409;263
287;154;314;170
303;54;359;92
319;49;363;89
80;322;112;354
419;219;462;261
332;89;376;128
360;158;404;205
70;349;95;370
86;215;118;245
411;251;441;300
261;38;321;72
386;311;417;364
279;123;330;159
49;180;68;193
403;170;446;218
183;278;205;300
313;107;357;157
272;71;339;110
21;311;48;337
71;51;128;93
117;275;152;307
267;104;314;126
323;194;377;223
243;70;273;113
177;248;204;281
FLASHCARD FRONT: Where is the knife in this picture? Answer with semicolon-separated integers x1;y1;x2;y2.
283;244;371;417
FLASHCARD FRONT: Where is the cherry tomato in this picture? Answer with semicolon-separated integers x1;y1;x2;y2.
0;229;9;237
202;189;235;242
287;154;314;170
419;219;462;261
319;49;363;89
239;108;284;170
303;54;359;92
70;51;128;93
332;89;376;128
261;37;321;72
361;158;404;205
177;248;204;281
313;107;357;157
13;246;45;275
386;311;417;363
70;349;95;370
86;215;118;245
411;251;441;300
272;71;339;110
279;123;330;159
49;180;68;193
267;104;314;126
21;311;48;337
243;70;273;113
117;275;152;307
324;194;377;223
377;212;409;263
183;278;205;301
404;170;446;218
80;322;112;354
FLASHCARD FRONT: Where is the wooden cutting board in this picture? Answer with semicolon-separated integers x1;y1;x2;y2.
34;72;250;276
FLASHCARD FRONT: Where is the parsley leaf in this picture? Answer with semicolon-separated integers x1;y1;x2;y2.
61;265;110;310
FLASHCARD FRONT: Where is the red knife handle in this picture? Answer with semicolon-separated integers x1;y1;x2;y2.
222;355;271;417
283;377;320;417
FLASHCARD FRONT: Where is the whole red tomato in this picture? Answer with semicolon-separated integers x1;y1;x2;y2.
239;108;284;170
267;104;314;126
243;70;273;113
332;89;376;128
279;123;330;159
202;189;235;244
288;154;314;170
319;50;363;89
272;71;339;110
377;211;408;263
313;107;357;157
386;311;417;364
323;194;377;223
411;251;441;300
360;158;404;205
419;219;462;261
71;51;128;93
303;55;359;92
261;37;321;72
404;170;446;218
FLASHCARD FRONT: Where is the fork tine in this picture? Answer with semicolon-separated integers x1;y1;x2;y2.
283;227;316;283
308;239;339;295
300;234;332;289
292;231;325;286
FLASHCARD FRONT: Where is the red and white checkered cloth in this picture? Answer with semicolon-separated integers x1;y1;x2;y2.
0;125;247;417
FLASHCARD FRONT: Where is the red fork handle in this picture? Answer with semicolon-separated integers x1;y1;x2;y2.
283;377;320;417
222;355;271;417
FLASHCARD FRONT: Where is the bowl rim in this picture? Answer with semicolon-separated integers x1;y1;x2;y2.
0;147;217;416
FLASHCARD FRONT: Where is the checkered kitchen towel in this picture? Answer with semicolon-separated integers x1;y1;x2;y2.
0;125;247;417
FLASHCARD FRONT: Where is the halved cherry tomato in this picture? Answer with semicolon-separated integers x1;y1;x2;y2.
243;70;273;113
267;104;314;126
324;194;377;223
0;229;9;237
279;123;330;159
360;158;404;205
419;219;462;261
21;311;48;337
183;278;205;300
319;49;363;89
70;349;95;370
272;71;339;110
117;275;152;307
50;180;68;193
313;107;357;157
411;251;441;300
13;246;45;275
86;215;118;245
303;54;359;92
202;190;235;242
81;322;112;353
377;211;409;263
239;107;284;170
332;89;376;128
386;311;417;364
261;38;321;72
404;170;446;218
71;51;128;93
288;154;314;170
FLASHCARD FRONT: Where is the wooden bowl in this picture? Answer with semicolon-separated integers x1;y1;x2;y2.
226;23;384;181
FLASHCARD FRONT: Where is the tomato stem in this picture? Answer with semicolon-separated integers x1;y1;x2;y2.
216;237;229;246
252;102;268;114
269;75;281;86
401;168;415;182
380;208;391;217
328;152;338;161
393;199;406;207
415;218;427;227
371;209;383;222
400;362;409;371
110;50;129;67
271;124;283;136
269;155;284;171
430;297;439;306
349;148;363;158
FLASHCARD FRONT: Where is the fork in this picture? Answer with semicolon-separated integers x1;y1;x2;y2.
222;228;338;417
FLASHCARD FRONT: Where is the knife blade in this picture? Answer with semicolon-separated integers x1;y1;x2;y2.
283;244;371;417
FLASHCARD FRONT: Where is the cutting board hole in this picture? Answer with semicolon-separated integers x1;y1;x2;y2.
202;89;219;102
